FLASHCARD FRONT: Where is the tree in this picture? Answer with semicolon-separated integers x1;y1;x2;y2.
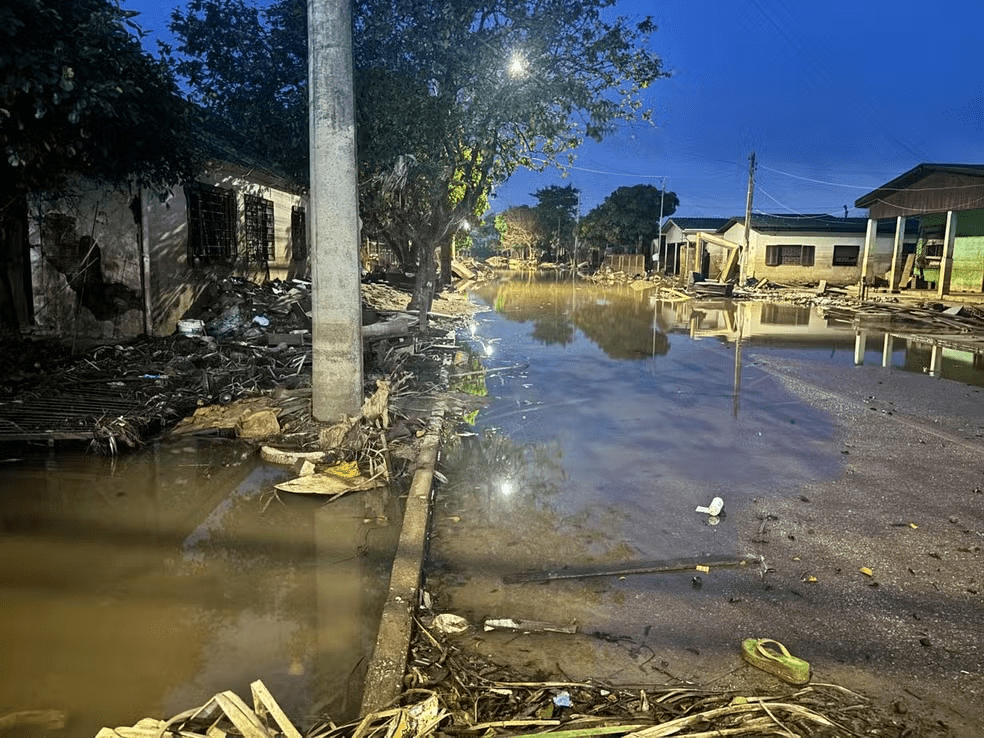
500;205;545;259
164;0;307;180
532;184;579;261
578;184;678;254
168;0;667;323
0;0;200;329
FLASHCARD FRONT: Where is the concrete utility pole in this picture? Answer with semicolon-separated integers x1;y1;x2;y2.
308;0;363;421
740;151;756;283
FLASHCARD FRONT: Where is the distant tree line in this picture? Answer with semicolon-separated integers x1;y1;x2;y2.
496;183;678;262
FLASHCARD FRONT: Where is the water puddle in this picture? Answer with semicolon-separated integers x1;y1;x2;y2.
0;438;400;738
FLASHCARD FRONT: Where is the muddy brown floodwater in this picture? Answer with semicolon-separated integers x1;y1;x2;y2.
427;274;984;737
0;437;401;738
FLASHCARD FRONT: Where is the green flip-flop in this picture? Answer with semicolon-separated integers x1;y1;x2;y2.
741;638;811;685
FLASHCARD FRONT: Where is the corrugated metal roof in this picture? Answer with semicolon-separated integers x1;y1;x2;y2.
662;217;730;232
855;163;984;209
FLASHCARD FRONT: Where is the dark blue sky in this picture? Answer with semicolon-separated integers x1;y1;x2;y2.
128;0;984;219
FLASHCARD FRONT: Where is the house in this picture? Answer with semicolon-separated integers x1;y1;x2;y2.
658;217;730;276
714;214;918;287
855;163;984;295
28;147;308;340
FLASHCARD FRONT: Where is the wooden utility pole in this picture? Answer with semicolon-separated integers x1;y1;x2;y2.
308;0;363;420
740;152;756;283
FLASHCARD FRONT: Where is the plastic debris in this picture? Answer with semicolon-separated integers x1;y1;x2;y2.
432;613;470;636
552;692;572;708
696;496;724;516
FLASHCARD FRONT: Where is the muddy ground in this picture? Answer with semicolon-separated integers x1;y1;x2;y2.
425;292;984;737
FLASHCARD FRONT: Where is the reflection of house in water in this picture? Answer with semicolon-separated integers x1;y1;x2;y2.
662;297;984;387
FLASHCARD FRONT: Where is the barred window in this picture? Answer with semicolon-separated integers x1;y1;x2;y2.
291;206;307;262
832;245;860;267
187;184;236;261
244;194;274;263
765;244;815;266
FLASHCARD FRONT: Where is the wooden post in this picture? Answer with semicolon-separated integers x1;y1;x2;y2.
937;210;957;298
888;216;905;293
860;218;876;300
882;333;893;368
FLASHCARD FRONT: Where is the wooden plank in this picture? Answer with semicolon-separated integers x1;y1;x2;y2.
212;692;272;738
251;681;303;738
503;555;758;584
899;253;915;289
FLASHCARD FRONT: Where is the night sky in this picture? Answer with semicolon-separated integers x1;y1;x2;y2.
126;0;984;218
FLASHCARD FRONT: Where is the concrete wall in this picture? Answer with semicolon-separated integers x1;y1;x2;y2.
722;222;903;286
146;164;308;335
918;210;984;293
29;178;145;339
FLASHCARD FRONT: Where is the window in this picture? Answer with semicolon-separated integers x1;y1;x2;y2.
832;245;860;267
187;184;236;261
765;244;815;266
244;193;274;264
291;206;307;262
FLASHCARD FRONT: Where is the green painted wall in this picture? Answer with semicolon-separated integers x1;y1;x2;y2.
915;209;984;292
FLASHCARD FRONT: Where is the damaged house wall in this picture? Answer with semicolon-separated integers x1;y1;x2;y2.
914;208;984;292
28;162;308;340
29;178;146;339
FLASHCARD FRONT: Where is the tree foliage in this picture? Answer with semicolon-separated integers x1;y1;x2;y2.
531;184;579;259
1;0;200;198
167;0;667;315
163;0;307;179
578;184;678;252
500;205;545;258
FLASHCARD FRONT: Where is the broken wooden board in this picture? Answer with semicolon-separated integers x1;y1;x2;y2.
899;253;915;289
503;555;759;584
250;681;302;738
260;445;327;465
97;681;300;738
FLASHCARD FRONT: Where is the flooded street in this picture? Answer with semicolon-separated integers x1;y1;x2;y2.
428;274;984;736
0;439;401;738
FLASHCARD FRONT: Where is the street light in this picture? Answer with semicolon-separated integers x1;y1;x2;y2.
507;52;527;79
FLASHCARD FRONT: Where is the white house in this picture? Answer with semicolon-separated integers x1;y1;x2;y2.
714;214;918;287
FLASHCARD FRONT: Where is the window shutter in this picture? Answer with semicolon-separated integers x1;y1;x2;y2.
765;245;779;266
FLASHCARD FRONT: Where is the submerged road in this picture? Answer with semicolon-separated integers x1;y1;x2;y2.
425;276;984;737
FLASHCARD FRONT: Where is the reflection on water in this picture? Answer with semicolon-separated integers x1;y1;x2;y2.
444;274;984;599
432;274;984;662
0;439;399;738
470;273;984;387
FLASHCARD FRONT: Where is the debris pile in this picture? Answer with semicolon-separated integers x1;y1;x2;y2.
388;621;921;737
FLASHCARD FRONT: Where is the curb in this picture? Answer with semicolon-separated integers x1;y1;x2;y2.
360;399;446;714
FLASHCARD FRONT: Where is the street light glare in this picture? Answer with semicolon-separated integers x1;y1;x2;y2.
507;53;527;78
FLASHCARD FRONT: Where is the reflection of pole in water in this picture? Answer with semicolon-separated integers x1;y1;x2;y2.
733;308;743;418
854;330;867;366
929;343;942;377
882;333;894;368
